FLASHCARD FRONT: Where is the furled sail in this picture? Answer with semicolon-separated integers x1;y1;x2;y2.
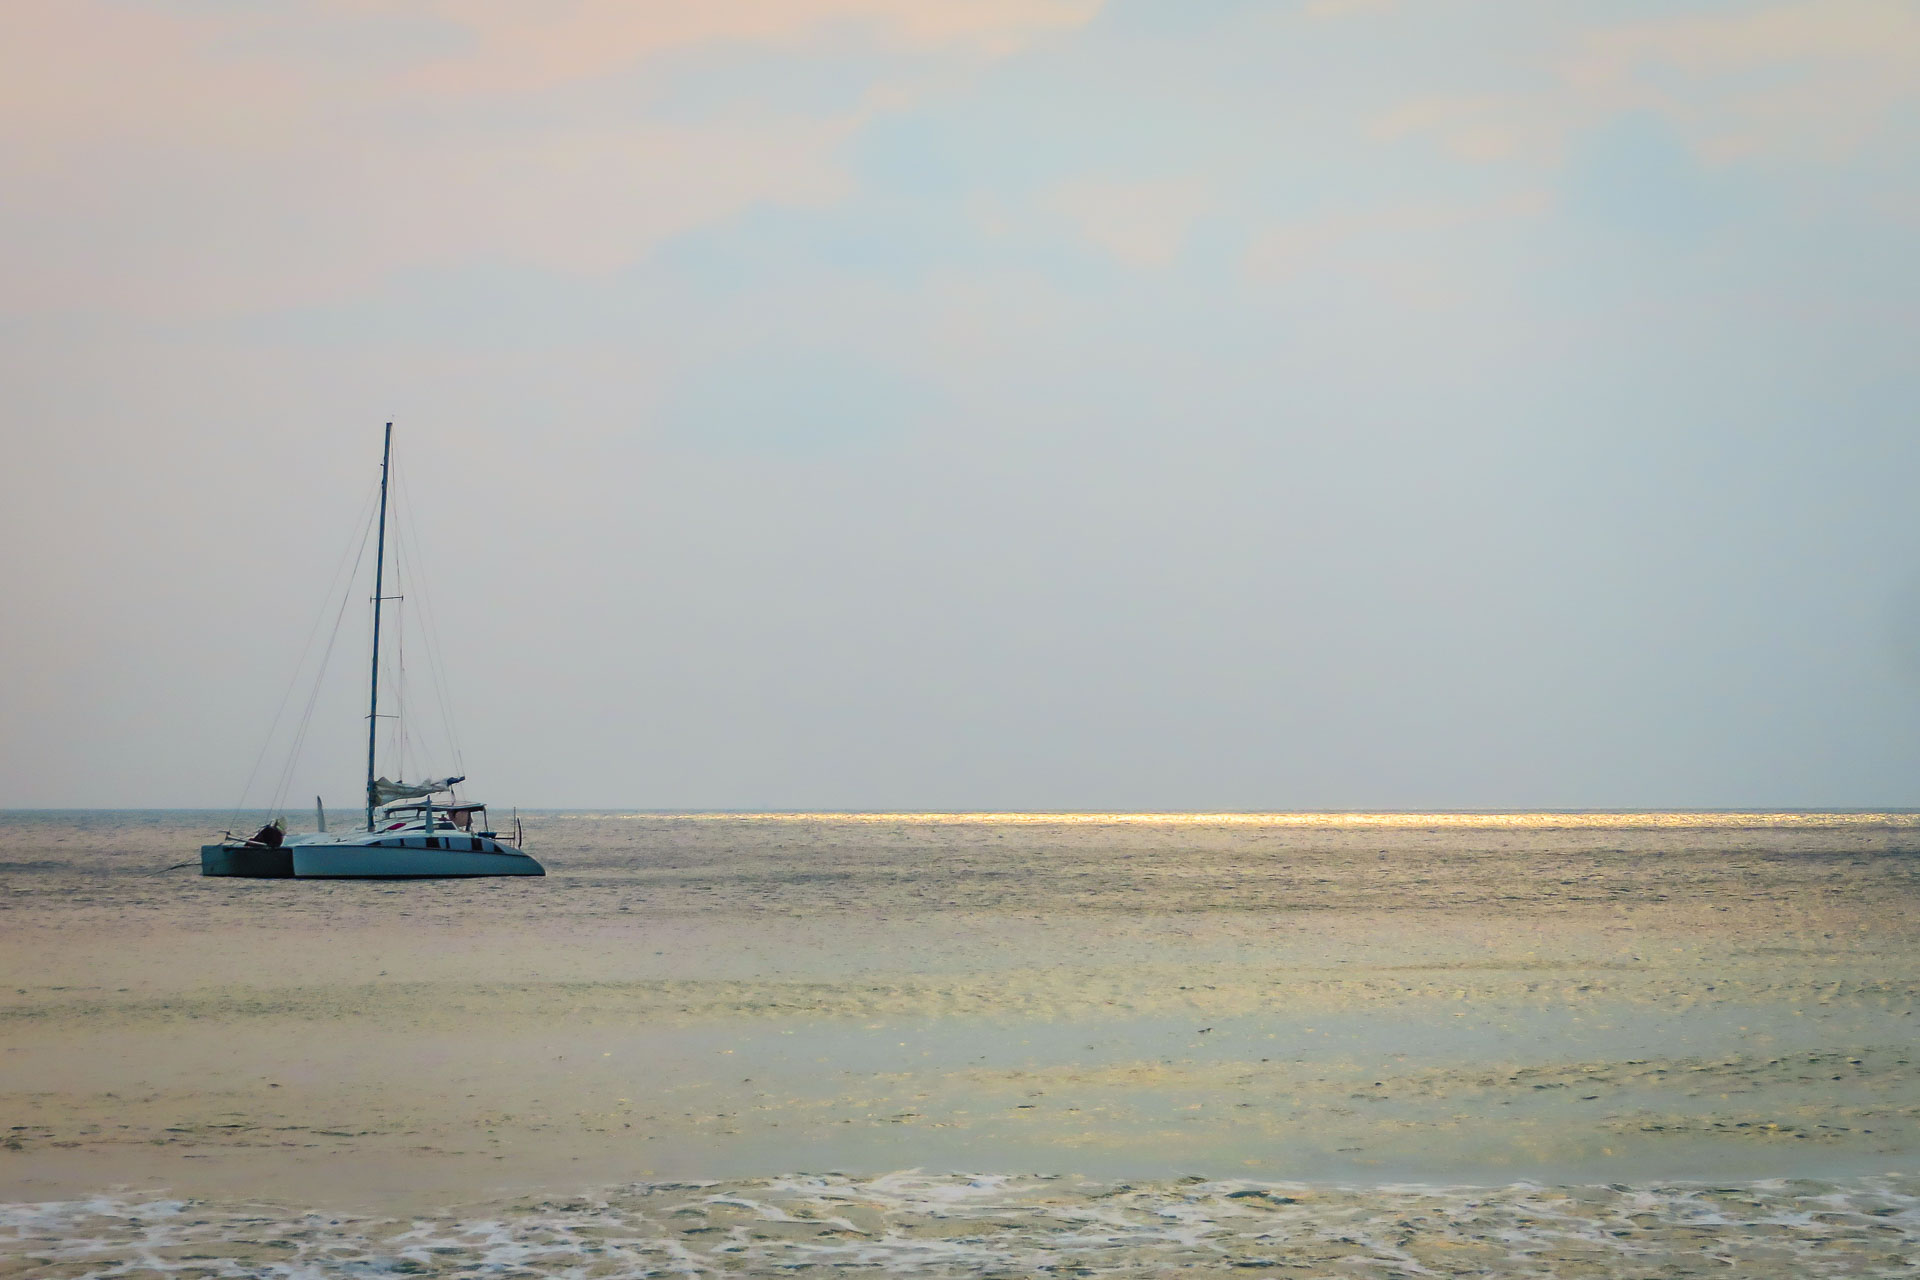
372;775;465;804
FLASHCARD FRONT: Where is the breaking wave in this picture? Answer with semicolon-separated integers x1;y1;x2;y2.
6;1171;1919;1277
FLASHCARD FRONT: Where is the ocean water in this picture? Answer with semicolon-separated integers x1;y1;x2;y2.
8;1174;1920;1277
2;811;1917;1276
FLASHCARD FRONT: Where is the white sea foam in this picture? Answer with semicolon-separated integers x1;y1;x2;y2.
6;1173;1918;1278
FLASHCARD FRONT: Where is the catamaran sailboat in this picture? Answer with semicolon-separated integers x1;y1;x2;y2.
202;425;543;879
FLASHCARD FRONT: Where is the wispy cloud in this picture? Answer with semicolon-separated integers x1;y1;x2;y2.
1565;0;1920;160
1381;0;1920;167
409;0;1103;94
1042;177;1214;269
0;0;1104;316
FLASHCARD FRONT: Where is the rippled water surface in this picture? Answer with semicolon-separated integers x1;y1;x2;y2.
2;811;1917;1275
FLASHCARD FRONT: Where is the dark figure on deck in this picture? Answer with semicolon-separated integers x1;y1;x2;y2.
250;822;283;848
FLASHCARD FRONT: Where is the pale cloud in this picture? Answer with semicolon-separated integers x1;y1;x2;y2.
1563;0;1920;161
1244;190;1548;286
1303;0;1397;18
1041;178;1213;269
1374;94;1559;164
0;100;857;316
0;0;1103;129
0;4;288;159
1381;1;1920;168
414;0;1105;94
0;0;1104;318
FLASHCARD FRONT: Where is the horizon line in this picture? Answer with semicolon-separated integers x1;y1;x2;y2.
6;806;1920;819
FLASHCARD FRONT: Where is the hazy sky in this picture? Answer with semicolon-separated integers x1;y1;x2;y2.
4;1;1919;810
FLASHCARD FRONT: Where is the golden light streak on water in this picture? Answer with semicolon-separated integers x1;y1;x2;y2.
577;810;1920;828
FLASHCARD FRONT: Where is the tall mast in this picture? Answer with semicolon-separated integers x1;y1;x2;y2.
366;422;392;832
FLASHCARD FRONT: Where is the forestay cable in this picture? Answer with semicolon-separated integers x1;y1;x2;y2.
226;484;378;833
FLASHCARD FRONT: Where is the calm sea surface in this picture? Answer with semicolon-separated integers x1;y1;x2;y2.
2;810;1917;1276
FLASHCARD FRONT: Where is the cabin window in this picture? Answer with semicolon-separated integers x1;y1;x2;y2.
427;836;441;849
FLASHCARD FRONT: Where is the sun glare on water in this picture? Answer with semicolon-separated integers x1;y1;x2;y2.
579;810;1920;828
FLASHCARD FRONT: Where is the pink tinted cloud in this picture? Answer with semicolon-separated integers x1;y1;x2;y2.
1378;1;1920;168
412;0;1104;94
1564;0;1920;160
0;0;1104;317
1042;178;1215;270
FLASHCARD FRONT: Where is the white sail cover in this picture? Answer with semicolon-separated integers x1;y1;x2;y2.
372;775;464;804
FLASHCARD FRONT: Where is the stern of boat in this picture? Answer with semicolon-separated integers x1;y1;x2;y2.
200;843;294;877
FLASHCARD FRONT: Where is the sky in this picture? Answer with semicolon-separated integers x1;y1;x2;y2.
3;0;1919;810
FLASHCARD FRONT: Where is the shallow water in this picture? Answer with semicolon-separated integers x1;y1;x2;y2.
2;811;1917;1274
9;1173;1920;1278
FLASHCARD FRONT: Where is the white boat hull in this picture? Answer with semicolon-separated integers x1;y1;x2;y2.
292;836;543;878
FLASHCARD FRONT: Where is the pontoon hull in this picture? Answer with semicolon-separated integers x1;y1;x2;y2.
292;842;544;878
201;837;543;878
200;844;293;877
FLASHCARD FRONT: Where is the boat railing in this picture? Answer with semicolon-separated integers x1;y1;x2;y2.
372;799;523;848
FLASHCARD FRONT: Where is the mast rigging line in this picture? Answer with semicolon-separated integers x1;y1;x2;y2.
388;507;409;783
224;482;379;835
391;461;467;781
265;531;372;821
223;426;470;837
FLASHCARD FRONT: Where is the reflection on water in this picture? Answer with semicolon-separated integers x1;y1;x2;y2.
584;809;1920;827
